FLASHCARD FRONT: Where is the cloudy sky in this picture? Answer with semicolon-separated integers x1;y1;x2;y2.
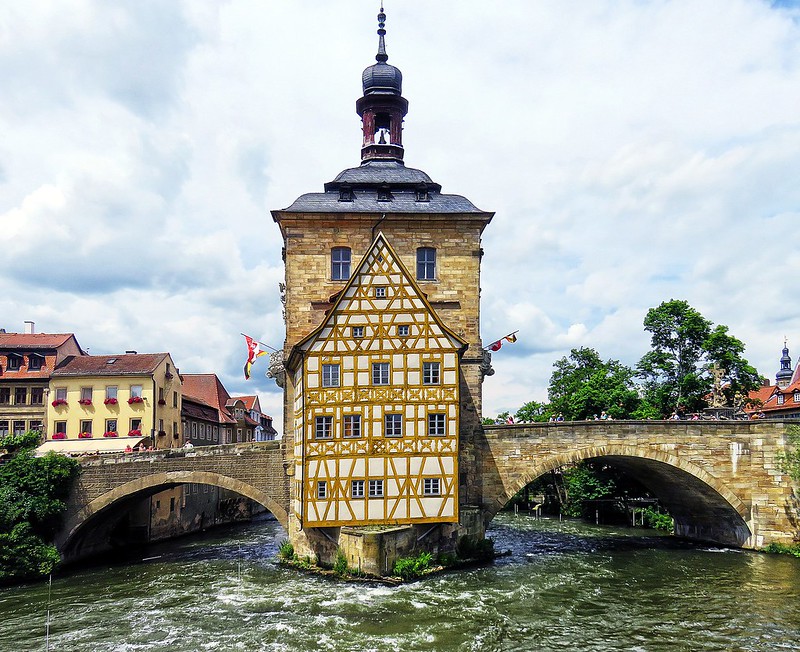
2;1;799;426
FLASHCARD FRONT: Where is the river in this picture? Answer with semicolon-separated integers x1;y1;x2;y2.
1;513;798;651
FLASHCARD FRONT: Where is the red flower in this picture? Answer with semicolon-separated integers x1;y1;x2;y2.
128;396;144;404
104;398;118;405
103;431;119;438
78;432;92;439
52;399;68;407
52;433;66;440
128;429;142;437
78;398;92;406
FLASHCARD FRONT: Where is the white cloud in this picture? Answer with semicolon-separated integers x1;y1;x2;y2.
2;0;799;427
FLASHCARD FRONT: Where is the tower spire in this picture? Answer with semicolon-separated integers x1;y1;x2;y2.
376;5;388;63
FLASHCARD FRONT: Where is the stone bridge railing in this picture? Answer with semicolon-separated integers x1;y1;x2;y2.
58;441;289;553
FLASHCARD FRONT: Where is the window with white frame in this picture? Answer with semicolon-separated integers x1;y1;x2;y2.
315;416;333;439
794;392;800;403
385;414;403;437
80;420;92;435
778;394;785;405
368;479;384;498
130;385;142;398
423;362;440;385
374;286;386;298
351;480;365;498
428;413;446;436
130;418;142;432
331;247;351;281
55;387;67;402
423;478;441;496
106;386;118;400
322;364;340;387
54;422;67;435
352;326;364;338
416;247;436;281
106;419;117;434
372;362;390;385
343;414;361;438
317;481;327;500
80;387;92;402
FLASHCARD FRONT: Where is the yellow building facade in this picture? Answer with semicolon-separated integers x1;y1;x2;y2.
43;352;182;452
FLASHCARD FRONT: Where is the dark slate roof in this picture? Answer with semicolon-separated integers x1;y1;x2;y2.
279;160;488;215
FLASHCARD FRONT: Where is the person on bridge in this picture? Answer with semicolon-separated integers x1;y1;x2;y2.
184;439;194;450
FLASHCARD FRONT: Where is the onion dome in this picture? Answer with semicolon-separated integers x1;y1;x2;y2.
361;7;402;95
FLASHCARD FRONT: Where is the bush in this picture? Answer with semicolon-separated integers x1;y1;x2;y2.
333;549;349;575
455;536;495;561
764;542;800;559
642;507;674;532
393;551;432;580
277;539;294;561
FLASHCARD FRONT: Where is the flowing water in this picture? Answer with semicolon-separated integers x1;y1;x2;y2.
1;513;798;652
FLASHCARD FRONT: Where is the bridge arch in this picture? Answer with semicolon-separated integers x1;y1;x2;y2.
488;443;752;547
59;470;289;557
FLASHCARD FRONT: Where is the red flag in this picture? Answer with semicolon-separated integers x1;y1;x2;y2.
243;334;268;380
488;340;503;352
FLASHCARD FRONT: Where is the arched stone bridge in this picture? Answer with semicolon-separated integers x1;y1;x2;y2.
56;442;289;558
470;419;799;548
57;421;799;556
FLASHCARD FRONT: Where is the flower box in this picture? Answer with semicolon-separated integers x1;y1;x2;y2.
52;399;68;407
104;398;118;405
158;399;166;405
128;429;142;437
52;433;66;440
78;432;92;439
103;431;118;438
128;396;144;404
78;399;92;406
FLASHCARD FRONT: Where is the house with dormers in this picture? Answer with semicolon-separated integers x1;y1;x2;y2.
0;328;84;438
285;233;466;527
747;341;800;419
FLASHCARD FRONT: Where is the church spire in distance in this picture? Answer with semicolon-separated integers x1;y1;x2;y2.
357;4;409;163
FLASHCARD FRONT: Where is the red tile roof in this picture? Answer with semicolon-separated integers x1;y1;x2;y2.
1;333;84;379
53;353;168;376
0;333;79;349
182;374;235;424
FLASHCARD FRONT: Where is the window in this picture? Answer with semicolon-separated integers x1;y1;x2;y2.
80;387;92;403
158;388;165;403
80;420;92;435
331;247;351;281
351;480;365;498
794;392;800;403
106;386;118;400
54;422;67;435
13;420;25;435
130;385;142;398
372;362;390;385
322;364;340;388
423;362;440;385
377;185;392;202
416;247;436;281
55;387;67;402
777;394;785;405
397;325;409;337
28;354;44;371
315;416;333;439
368;479;384;498
173;422;178;439
6;354;22;371
343;414;361;438
428;413;446;436
317;481;327;500
0;421;7;436
106;419;117;434
30;388;44;405
173;391;178;408
170;497;175;513
338;185;354;202
29;420;42;432
423;478;441;496
374;287;386;298
352;326;364;338
0;388;9;404
14;388;27;405
130;418;142;432
415;184;430;202
385;414;403;437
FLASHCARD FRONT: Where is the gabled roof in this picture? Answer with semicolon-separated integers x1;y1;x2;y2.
0;333;81;350
181;374;236;424
230;395;261;412
52;353;169;376
287;231;467;370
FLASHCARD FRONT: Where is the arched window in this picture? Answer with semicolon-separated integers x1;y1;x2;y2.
331;247;351;281
416;247;436;280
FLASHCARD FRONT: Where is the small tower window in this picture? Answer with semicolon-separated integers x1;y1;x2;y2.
415;184;429;202
417;247;436;280
374;113;391;144
331;247;351;281
338;185;354;202
377;184;392;202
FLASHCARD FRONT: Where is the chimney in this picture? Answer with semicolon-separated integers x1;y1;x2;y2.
125;350;137;354
24;321;35;334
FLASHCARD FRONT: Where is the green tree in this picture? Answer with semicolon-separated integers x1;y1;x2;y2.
515;400;551;423
637;300;760;416
0;431;80;583
548;347;640;420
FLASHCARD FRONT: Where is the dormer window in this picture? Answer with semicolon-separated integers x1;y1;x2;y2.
7;354;22;371
377;184;392;202
338;185;354;202
794;392;800;403
415;184;429;202
28;354;44;371
777;394;785;405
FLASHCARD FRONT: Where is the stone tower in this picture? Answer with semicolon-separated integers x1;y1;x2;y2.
776;340;793;389
271;8;493;573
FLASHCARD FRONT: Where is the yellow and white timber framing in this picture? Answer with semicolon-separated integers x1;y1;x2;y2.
286;232;466;528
